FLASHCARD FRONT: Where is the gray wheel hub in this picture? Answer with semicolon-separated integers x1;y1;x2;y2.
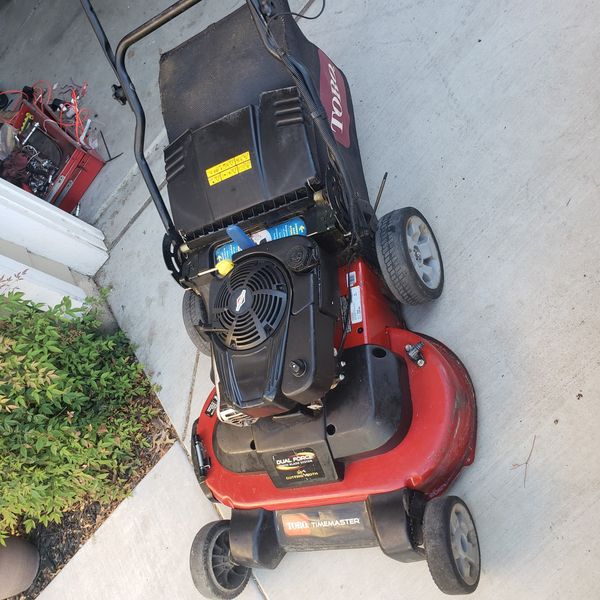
209;529;248;593
449;504;480;586
405;215;442;289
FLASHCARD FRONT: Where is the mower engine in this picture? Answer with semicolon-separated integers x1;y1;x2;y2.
209;236;337;419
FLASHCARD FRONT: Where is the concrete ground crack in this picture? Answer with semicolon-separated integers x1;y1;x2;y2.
107;178;168;252
252;573;272;600
182;349;201;443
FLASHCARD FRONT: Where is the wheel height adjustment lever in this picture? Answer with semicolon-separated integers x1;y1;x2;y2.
405;341;426;367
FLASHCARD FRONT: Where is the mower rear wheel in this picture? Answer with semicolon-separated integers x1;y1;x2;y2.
190;520;251;600
423;496;480;595
182;291;212;356
375;207;444;304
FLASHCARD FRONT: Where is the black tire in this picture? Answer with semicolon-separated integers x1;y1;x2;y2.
182;291;212;356
423;496;481;595
375;207;444;305
190;520;251;600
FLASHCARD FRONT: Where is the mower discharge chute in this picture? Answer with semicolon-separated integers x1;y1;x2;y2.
81;1;480;597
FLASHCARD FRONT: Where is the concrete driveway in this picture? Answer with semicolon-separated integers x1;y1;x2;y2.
2;1;599;598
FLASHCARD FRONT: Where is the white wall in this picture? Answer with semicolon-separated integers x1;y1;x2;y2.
0;178;108;307
0;178;108;276
0;252;87;308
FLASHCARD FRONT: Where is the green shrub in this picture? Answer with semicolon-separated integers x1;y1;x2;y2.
0;291;158;543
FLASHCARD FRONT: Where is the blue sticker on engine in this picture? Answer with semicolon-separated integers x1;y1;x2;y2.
214;217;307;262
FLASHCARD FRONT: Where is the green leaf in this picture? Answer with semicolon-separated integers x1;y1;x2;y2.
0;292;166;540
23;519;36;533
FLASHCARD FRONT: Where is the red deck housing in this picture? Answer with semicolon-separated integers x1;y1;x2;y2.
196;259;476;511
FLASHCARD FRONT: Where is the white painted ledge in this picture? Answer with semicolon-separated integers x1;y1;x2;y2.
0;253;86;309
0;178;108;276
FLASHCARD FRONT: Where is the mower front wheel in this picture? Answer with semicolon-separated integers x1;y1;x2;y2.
423;496;481;595
375;207;444;304
182;291;212;356
190;520;251;600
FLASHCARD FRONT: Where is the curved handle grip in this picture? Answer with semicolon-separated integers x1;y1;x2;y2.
80;0;203;241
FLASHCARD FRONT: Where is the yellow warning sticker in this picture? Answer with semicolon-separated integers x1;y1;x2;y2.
206;151;252;186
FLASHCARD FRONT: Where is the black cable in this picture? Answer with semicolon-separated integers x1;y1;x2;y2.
265;1;325;41
269;0;326;23
252;0;364;251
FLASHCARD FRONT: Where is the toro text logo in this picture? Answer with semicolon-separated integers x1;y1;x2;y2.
318;49;351;148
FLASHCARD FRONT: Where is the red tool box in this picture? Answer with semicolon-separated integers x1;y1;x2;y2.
1;97;104;214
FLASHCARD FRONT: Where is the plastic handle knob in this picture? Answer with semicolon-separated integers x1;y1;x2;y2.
226;225;256;250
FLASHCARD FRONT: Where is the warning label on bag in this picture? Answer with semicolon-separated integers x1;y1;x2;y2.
272;448;324;484
206;151;252;186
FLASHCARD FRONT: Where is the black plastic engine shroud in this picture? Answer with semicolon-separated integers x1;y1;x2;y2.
209;236;337;418
213;343;412;489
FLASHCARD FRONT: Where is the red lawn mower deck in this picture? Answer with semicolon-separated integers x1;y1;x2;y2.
82;0;481;597
194;258;476;510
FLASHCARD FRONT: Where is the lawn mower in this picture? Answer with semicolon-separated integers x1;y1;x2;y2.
81;1;480;597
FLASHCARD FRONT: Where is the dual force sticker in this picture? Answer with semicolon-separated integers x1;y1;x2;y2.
206;151;252;186
272;448;324;485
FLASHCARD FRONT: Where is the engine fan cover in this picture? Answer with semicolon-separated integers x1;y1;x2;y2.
214;258;289;350
208;237;337;418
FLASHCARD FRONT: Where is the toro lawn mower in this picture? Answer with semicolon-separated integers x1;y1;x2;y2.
81;1;480;597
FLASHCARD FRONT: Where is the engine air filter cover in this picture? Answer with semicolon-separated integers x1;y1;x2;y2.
214;258;289;350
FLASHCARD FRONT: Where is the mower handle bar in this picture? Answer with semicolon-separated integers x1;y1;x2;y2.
80;0;364;246
80;0;203;242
